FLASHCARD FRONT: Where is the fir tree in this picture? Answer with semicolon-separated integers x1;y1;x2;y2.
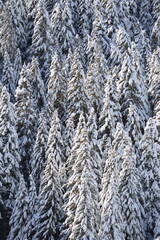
7;174;28;240
62;113;99;240
140;118;160;239
31;111;49;193
13;48;22;88
51;1;76;55
100;159;125;240
1;51;16;101
15;64;37;178
0;87;21;239
67;49;89;126
47;53;66;121
32;113;63;239
119;144;146;240
31;0;53;79
29;56;46;113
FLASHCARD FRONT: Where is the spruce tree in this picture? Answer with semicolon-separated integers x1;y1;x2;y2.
67;49;89;126
62;113;99;240
2;51;16;101
100;159;125;240
31;0;53;79
31;111;49;193
0;87;21;240
51;1;76;55
7;174;28;240
13;48;22;88
15;64;37;178
119;143;146;240
140;118;160;239
47;53;66;121
29;56;46;113
32;112;63;239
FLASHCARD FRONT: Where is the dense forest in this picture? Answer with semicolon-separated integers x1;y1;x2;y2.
0;0;160;239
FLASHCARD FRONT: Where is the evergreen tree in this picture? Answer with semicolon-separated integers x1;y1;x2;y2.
64;113;75;160
62;113;99;240
31;111;49;193
0;3;17;58
152;0;160;22
31;0;53;79
148;47;160;114
0;87;21;240
140;118;160;239
1;51;16;101
13;48;22;88
119;144;146;240
29;56;46;113
23;174;38;240
99;74;122;154
51;1;76;55
67;49;89;126
100;160;125;240
7;174;28;240
47;53;66;121
32;112;63;239
87;107;102;188
15;64;37;178
139;0;152;35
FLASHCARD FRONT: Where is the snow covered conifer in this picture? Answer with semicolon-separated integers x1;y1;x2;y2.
29;56;46;114
31;0;53;79
32;112;63;239
62;113;99;240
15;64;37;177
100;159;125;240
51;1;76;55
87;107;102;188
99;74;122;154
2;51;16;101
7;174;28;240
31;111;49;192
67;49;89;126
47;53;66;121
0;87;21;239
13;48;22;88
140;118;160;239
119;143;146;240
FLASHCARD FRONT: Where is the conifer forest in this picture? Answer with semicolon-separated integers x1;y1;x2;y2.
0;0;160;239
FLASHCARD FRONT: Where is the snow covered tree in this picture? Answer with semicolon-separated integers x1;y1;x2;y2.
99;73;122;144
1;51;16;101
87;107;102;188
148;47;160;115
0;3;17;58
13;48;22;88
15;64;37;178
47;53;66;122
152;0;160;22
61;113;99;240
139;0;152;35
29;56;46;113
91;3;110;58
32;114;63;239
51;1;76;55
0;87;21;240
45;0;57;15
115;26;131;56
64;113;75;160
140;118;160;239
77;0;93;44
6;0;27;52
118;51;149;127
125;103;143;160
119;143;146;240
31;0;53;79
23;174;38;240
67;49;89;126
7;174;28;240
100;159;125;240
31;111;49;193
